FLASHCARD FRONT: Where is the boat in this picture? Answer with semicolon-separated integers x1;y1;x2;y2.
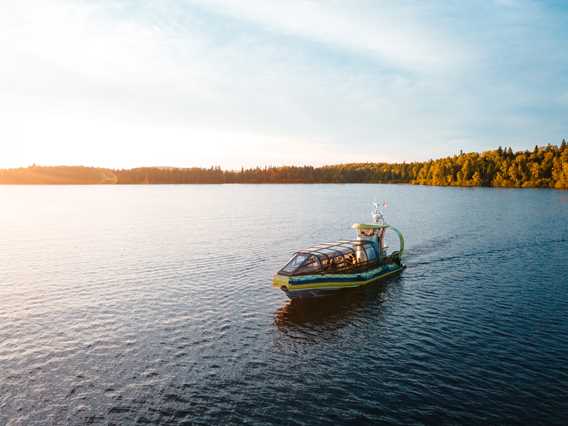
272;203;405;299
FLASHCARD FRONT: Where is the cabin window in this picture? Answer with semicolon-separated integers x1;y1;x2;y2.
366;245;378;262
323;255;345;272
344;253;356;267
296;255;321;275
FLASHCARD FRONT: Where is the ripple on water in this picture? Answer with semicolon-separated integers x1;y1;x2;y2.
1;185;568;425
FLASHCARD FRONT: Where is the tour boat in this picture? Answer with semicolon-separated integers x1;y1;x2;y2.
273;204;405;299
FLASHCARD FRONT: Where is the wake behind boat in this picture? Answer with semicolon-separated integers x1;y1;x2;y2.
273;204;405;299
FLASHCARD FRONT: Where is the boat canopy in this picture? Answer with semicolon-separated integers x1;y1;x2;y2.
279;240;379;276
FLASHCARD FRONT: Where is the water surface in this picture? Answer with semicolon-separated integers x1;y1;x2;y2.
1;185;568;425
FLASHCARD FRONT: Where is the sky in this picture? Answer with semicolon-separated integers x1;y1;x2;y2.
1;0;568;169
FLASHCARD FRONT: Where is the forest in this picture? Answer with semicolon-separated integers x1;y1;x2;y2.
1;141;567;188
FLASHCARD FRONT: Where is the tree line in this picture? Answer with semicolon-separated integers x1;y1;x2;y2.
1;141;567;188
112;141;568;188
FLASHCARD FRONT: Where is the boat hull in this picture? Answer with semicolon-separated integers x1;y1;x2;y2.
272;263;405;299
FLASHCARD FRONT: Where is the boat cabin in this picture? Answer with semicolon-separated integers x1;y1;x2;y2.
278;220;397;277
278;240;380;277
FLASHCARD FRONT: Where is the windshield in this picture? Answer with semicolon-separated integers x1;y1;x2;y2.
280;254;321;275
281;254;309;274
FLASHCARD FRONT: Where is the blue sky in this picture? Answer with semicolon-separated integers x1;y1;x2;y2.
1;0;567;168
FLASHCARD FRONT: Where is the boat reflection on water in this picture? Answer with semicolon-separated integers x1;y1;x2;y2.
274;276;402;334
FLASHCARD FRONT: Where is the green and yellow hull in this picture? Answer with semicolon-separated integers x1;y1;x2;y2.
273;263;405;299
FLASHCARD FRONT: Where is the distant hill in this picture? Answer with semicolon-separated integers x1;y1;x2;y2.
1;141;567;188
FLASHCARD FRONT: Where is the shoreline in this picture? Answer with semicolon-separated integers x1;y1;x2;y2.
0;182;565;190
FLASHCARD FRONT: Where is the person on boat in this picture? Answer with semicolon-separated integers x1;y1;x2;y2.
328;258;337;273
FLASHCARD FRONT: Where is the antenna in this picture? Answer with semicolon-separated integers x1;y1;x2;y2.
372;201;385;225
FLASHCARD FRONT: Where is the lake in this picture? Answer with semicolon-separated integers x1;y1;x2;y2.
1;184;568;425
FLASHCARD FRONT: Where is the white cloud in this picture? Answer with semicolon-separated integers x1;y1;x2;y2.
0;0;566;168
186;0;468;72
